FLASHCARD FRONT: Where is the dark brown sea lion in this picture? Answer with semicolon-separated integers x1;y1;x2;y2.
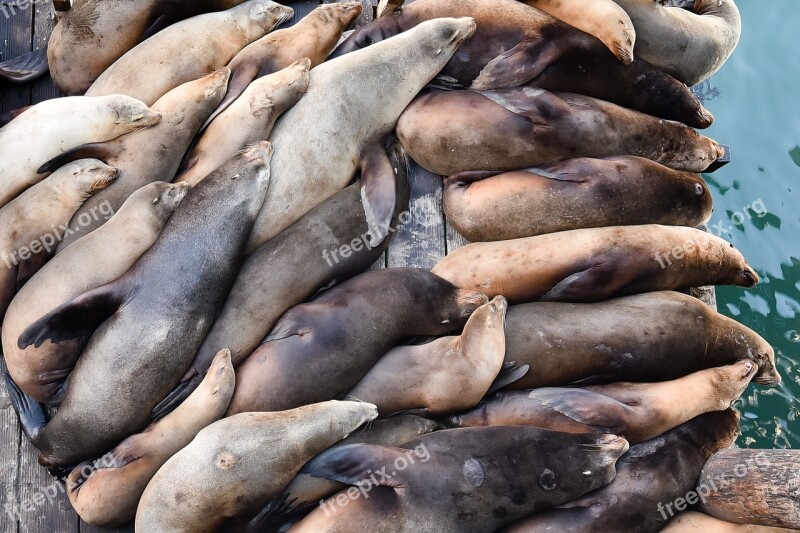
499;409;741;533
291;426;629;532
331;0;712;128
226;268;489;415
154;141;410;419
9;142;274;467
135;401;380;533
444;362;757;444
396;88;723;177
431;226;757;304
496;291;781;388
443;156;713;242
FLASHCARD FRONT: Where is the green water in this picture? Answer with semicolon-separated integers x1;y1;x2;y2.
700;1;799;448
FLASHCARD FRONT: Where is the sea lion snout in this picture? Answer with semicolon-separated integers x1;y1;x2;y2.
254;1;294;27
738;265;759;287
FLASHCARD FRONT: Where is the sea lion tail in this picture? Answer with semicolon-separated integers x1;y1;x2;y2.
4;371;48;446
0;48;48;84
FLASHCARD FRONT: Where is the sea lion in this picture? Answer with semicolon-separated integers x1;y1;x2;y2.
0;159;118;321
445;361;757;444
243;16;477;252
241;415;439;531
47;0;247;95
135;401;379;533
0;48;48;84
331;0;712;128
443;156;713;242
38;69;230;252
396;88;723;177
2;182;190;406
66;349;235;528
518;0;636;64
495;291;781;388
226;268;489;415
348;296;508;417
662;512;800;532
154;141;410;418
177;60;309;186
431;225;758;304
499;409;740;533
612;0;742;86
85;0;294;106
291;426;629;532
196;1;364;135
0;95;160;209
10;142;273;467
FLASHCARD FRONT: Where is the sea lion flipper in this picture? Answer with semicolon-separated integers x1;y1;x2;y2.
4;371;47;445
301;443;407;488
541;263;618;302
0;48;49;84
37;139;123;174
487;363;530;394
196;61;263;138
151;375;199;422
528;388;629;434
245;492;306;533
18;281;126;349
359;141;400;248
471;37;561;90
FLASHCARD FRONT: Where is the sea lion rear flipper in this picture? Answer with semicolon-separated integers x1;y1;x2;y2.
4;371;47;445
471;37;563;90
37;139;123;174
0;48;48;84
18;280;126;349
244;492;306;533
528;388;629;434
487;363;530;394
301;443;409;488
359;141;400;248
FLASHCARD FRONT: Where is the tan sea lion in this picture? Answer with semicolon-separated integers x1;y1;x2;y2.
431;225;758;304
348;296;508;417
2;182;190;406
177;60;309;186
445;361;757;444
612;0;742;86
39;69;230;252
396;88;723;177
663;512;800;532
497;292;781;388
85;0;294;106
0;160;118;321
66;349;235;528
0;95;160;209
135;401;379;532
443;156;713;242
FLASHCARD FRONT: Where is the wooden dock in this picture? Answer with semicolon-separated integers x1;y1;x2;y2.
0;1;470;531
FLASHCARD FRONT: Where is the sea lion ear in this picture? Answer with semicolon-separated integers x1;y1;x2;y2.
358;141;401;249
300;443;408;488
18;280;127;349
37;139;124;174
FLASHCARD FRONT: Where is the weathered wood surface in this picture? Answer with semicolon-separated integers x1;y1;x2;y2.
696;449;800;529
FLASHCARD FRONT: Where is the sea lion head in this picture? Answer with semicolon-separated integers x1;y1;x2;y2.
314;1;362;28
419;17;477;58
749;334;781;386
150;181;191;214
248;0;294;31
709;360;759;409
318;400;380;440
107;95;161;133
67;159;119;197
258;59;311;114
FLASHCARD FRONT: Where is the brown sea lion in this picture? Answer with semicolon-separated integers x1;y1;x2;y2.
226;268;488;415
499;409;741;533
443;156;713;242
85;1;293;106
9;142;273;467
396;88;723;177
66;349;235;528
2;182;189;406
348;296;508;417
291;426;629;532
612;0;742;86
331;0;712;128
445;361;757;444
431;225;757;304
663;512;800;532
135;401;379;533
47;0;247;95
154;141;410;419
496;291;781;388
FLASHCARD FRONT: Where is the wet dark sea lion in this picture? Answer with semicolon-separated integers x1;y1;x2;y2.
445;361;757;444
444;156;713;242
11;142;274;467
226;268;488;415
397;88;723;177
332;0;712;128
431;225;757;304
662;511;800;532
292;426;629;532
497;291;781;388
500;409;741;533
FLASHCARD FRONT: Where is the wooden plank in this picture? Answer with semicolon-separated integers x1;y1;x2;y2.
0;0;33;112
31;0;60;104
1;359;21;533
79;521;134;533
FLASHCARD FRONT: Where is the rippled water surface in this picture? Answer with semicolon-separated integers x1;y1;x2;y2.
700;1;799;448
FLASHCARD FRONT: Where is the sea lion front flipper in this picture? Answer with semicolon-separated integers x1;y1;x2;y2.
4;371;47;445
18;280;127;349
301;443;409;488
37;139;124;174
540;262;622;302
151;371;201;422
0;48;49;84
471;37;563;90
359;141;400;248
243;492;306;533
196;60;263;137
528;388;630;434
487;362;530;394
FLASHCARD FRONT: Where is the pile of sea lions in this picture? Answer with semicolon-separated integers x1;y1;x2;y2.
0;0;796;531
